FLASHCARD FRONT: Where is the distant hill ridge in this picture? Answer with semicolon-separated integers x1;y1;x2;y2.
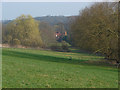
2;16;77;25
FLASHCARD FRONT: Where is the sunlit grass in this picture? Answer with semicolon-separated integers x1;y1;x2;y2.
2;48;118;88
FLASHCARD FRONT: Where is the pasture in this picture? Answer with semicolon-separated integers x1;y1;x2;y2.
2;48;118;88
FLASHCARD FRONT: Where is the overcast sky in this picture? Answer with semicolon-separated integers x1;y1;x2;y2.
2;2;94;20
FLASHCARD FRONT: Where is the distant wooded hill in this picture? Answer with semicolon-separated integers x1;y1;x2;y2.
2;16;76;25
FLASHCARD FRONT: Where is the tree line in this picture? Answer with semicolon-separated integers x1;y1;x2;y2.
2;2;119;62
2;14;60;48
70;2;118;62
2;14;69;48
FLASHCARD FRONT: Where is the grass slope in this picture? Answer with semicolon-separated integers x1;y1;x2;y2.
2;48;118;88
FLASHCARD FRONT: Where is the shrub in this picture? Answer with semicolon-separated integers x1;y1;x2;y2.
50;41;71;52
50;44;62;51
7;35;12;44
13;39;21;45
61;41;68;50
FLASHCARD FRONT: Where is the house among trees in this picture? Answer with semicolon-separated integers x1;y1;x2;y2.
55;31;67;42
56;31;61;38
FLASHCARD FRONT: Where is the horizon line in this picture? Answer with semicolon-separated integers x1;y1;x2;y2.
2;15;78;21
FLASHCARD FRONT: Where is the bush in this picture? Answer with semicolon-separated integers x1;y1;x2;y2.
62;41;69;51
50;41;71;52
13;39;21;45
50;44;63;51
7;35;12;44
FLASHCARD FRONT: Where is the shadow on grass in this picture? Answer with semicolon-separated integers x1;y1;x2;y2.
3;49;88;65
3;49;118;72
70;48;102;56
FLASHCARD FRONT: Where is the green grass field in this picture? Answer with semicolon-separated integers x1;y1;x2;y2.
2;48;118;88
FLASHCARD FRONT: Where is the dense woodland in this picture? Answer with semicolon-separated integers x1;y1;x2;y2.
71;2;118;62
2;2;119;62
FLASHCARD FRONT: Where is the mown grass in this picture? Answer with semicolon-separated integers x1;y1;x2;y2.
2;48;118;88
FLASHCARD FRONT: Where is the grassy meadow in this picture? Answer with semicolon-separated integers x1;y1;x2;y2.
2;48;118;88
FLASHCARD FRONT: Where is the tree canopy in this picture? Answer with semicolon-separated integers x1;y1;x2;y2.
71;2;118;61
3;14;43;47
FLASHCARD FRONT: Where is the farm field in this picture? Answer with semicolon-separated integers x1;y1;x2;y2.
2;48;118;88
